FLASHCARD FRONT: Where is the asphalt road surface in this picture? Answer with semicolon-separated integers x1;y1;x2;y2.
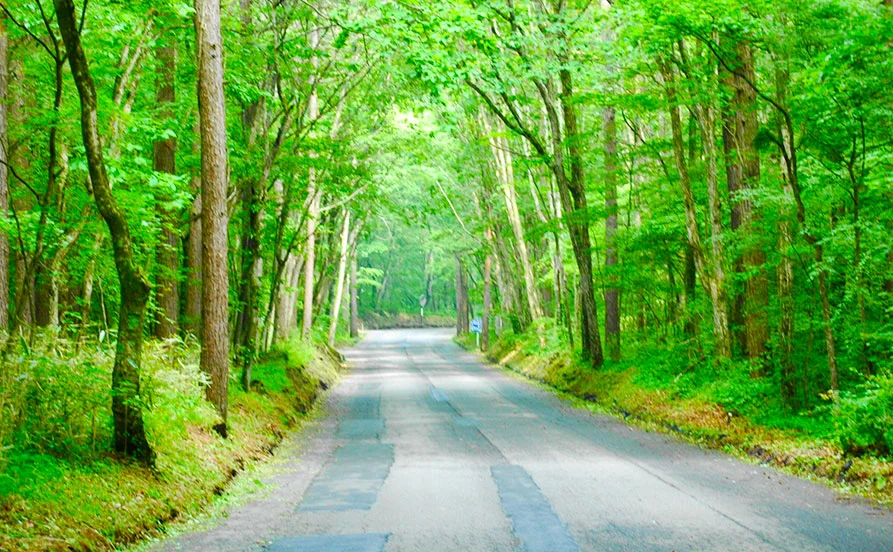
156;328;892;552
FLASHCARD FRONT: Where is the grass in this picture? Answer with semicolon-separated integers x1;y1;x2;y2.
457;326;893;505
0;333;343;552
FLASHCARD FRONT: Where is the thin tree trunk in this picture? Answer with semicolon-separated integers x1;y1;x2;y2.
777;182;797;405
154;42;179;339
235;174;263;389
774;64;838;391
350;255;359;338
603;103;620;360
327;210;350;347
483;236;492;351
184;188;202;335
456;254;464;334
77;234;104;342
816;244;838;391
482;114;543;326
12;56;64;335
535;71;603;365
455;254;470;334
683;244;697;337
301;23;321;341
885;0;893;309
659;57;731;359
55;0;153;463
195;0;230;437
0;22;8;332
602;0;620;361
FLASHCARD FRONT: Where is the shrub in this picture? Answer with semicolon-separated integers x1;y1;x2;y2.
1;333;114;460
833;374;893;456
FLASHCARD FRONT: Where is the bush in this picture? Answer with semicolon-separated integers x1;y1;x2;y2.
833;374;893;456
1;333;114;460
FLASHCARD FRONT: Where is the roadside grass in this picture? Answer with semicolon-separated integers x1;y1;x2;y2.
456;327;893;505
0;332;343;552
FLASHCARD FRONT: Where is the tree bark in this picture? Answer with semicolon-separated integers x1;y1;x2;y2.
301;23;321;341
154;42;179;339
777;178;797;405
55;0;153;464
184;188;202;335
349;255;359;338
774;68;797;405
659;57;731;359
0;22;8;332
557;70;603;365
817;244;838;391
195;0;230;436
721;41;767;362
482;113;543;327
483;235;492;351
327;210;350;347
602;0;620;361
455;254;470;334
235;174;263;390
603;103;620;360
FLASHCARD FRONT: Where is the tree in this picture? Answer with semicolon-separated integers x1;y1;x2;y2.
195;0;230;436
54;0;153;464
0;19;8;332
153;39;179;339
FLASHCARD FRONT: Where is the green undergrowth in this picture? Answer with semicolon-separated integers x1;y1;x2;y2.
456;325;893;505
0;331;344;552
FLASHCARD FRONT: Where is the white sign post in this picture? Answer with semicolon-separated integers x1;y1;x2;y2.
470;317;482;348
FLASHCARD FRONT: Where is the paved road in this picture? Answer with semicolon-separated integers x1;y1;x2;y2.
157;329;892;551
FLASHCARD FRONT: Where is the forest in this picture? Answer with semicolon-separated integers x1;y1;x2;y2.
0;0;891;549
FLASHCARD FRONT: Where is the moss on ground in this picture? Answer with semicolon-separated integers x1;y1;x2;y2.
0;337;344;552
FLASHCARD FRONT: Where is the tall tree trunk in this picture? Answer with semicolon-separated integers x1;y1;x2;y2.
777;178;797;406
548;178;573;348
559;70;602;365
455;254;464;334
659;57;731;359
773;64;838;391
195;0;230;437
482;114;543;326
12;56;64;335
425;249;436;311
880;0;892;314
0;22;8;332
184;189;202;335
235;174;263;390
455;254;470;334
327;210;350;347
602;0;620;361
483;236;492;351
301;23;321;341
349;255;359;338
55;0;153;464
538;70;604;366
816;244;838;391
154;42;179;339
603;103;620;360
721;41;767;362
696;102;732;360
